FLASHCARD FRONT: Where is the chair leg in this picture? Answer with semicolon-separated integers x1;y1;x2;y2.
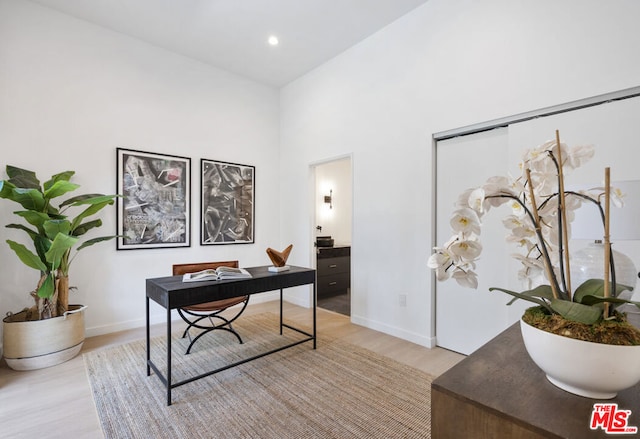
177;299;250;354
185;326;243;354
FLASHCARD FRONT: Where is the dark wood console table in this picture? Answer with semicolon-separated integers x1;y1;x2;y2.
145;265;316;405
431;323;640;438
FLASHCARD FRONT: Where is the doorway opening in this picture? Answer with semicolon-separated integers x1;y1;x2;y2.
312;156;352;316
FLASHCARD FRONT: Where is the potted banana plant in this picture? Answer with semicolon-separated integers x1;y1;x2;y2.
0;165;119;370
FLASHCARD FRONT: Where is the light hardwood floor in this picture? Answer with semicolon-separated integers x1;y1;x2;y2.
0;301;465;439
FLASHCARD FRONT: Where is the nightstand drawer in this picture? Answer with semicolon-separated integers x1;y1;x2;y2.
317;272;350;297
317;256;350;276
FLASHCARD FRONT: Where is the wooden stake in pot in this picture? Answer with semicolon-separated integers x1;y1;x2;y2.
603;167;611;318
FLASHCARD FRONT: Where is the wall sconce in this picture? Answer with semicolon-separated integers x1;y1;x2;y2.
324;189;333;209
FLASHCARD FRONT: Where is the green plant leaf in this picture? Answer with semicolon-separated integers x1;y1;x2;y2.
45;233;78;272
0;180;15;198
550;298;602;324
43;219;72;240
579;295;640;309
34;234;52;269
489;287;553;313
36;273;55;299
43;170;74;191
43;180;80;200
6;223;40;241
6;240;47;272
574;278;633;303
520;284;556;300
8;188;45;211
72;219;101;236
14;210;50;231
77;235;119;251
60;193;117;208
70;200;114;230
6;165;40;189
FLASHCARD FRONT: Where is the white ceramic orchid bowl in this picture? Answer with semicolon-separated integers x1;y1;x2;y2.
520;319;640;399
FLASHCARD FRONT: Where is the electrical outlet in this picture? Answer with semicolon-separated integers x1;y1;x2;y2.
399;294;407;307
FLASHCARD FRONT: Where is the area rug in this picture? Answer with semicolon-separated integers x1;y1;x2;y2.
84;313;433;439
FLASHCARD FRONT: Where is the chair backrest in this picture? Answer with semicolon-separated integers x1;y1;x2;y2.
172;260;239;276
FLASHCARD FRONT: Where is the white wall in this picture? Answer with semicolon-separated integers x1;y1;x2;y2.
280;0;640;346
0;0;281;337
314;157;352;247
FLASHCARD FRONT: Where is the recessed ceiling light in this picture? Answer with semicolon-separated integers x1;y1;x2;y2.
268;35;279;46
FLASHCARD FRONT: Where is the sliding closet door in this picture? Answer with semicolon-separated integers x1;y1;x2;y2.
435;127;528;354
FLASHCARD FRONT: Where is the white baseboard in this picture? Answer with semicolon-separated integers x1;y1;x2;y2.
350;314;436;348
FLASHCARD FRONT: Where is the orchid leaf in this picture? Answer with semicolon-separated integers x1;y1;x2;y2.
550;298;602;324
489;287;553;313
574;279;633;303
579;295;640;310
503;284;556;305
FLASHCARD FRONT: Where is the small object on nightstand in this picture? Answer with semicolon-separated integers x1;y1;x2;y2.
266;244;293;272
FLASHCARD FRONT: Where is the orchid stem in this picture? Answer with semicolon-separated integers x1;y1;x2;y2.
555;130;572;300
525;168;561;300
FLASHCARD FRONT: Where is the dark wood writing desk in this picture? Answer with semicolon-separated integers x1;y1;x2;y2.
145;265;316;405
431;323;640;438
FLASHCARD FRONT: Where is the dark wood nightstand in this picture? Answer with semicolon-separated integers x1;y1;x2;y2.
316;246;350;299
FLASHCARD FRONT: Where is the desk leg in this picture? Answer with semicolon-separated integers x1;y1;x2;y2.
313;282;317;349
146;297;150;376
166;307;172;406
279;288;283;335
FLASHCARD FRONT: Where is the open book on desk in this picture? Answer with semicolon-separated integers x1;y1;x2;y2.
182;266;252;282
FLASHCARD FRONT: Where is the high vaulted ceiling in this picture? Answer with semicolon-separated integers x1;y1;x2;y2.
31;0;429;87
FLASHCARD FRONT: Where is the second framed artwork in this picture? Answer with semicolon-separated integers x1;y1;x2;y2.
201;159;255;245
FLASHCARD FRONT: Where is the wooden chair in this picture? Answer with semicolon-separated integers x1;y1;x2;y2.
172;260;250;354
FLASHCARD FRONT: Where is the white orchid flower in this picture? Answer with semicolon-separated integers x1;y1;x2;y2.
564;144;595;170
523;140;554;166
509;199;526;218
435;266;451;281
467;187;486;214
450;207;481;235
506;234;537;251
427;249;452;270
611;186;626;208
452;268;478;289
449;239;482;262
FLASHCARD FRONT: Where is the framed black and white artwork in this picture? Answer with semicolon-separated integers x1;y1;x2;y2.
116;148;191;249
201;159;254;245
